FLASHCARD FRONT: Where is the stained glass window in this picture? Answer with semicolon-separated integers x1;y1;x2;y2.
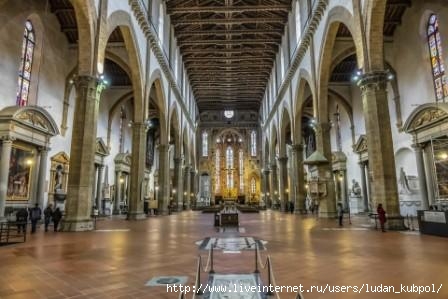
215;149;220;192
239;150;244;193
251;177;256;194
226;147;234;189
17;20;35;106
226;146;233;168
428;14;448;102
250;131;257;156
202;131;208;157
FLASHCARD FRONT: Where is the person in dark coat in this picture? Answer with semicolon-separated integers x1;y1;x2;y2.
52;208;62;232
337;203;343;226
29;203;42;234
377;203;387;232
289;201;294;214
16;208;28;233
43;204;53;232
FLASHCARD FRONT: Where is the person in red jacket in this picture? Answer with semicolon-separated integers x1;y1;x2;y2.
377;203;387;232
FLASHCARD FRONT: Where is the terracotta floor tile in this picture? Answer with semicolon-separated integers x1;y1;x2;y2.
0;211;447;299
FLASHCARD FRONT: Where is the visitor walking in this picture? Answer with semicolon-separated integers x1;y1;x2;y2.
337;203;343;226
44;204;53;232
289;201;294;214
52;208;62;232
377;203;387;232
30;203;42;234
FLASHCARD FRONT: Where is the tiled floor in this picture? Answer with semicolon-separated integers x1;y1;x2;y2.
0;211;447;299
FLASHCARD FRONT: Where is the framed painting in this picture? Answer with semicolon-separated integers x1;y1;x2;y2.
7;146;34;201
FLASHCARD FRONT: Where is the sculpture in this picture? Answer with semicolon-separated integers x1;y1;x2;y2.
54;165;63;191
351;179;362;196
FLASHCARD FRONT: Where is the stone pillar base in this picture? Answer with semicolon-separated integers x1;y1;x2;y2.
386;215;405;230
127;212;146;220
159;209;169;215
319;211;337;218
61;219;94;232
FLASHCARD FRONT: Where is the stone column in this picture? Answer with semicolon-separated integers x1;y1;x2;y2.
128;122;147;220
36;147;50;209
263;169;270;208
174;157;184;211
157;144;170;215
0;136;14;220
341;170;348;210
183;165;191;209
92;164;98;208
96;164;104;212
278;157;288;212
413;144;429;210
359;162;369;212
113;171;122;214
63;76;103;231
358;71;403;229
315;122;336;218
292;144;305;213
270;163;278;208
190;168;196;208
424;147;435;204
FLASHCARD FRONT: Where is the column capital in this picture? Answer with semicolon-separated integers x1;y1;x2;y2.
357;71;388;92
97;164;105;170
315;122;331;134
270;163;277;170
1;135;15;143
358;161;367;168
291;143;304;152
131;121;147;131
263;169;270;175
277;156;288;163
411;143;424;151
74;75;99;88
37;146;51;152
174;157;183;164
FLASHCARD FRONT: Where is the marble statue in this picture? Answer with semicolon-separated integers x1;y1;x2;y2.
351;179;361;196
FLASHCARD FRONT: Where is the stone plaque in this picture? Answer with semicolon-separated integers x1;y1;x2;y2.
423;211;447;223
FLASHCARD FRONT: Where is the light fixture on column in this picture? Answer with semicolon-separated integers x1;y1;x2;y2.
98;74;109;88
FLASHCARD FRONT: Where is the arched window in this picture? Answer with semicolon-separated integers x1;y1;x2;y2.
250;131;257;156
226;146;234;189
239;150;244;193
158;3;165;45
226;146;233;168
215;149;220;192
295;1;301;43
17;20;35;106
202;131;208;157
428;14;448;102
251;177;256;194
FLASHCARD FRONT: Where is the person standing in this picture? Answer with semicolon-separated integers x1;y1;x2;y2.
52;208;62;232
30;203;42;234
16;208;28;233
289;201;294;214
377;203;387;232
43;204;53;232
337;203;343;226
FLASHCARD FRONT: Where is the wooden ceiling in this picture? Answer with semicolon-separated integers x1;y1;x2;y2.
166;0;291;112
48;0;411;101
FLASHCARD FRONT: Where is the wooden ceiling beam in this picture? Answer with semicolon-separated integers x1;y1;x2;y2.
175;29;283;37
167;5;290;14
173;17;286;26
179;39;280;46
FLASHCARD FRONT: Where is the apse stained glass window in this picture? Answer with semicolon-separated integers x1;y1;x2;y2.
250;131;257;156
17;20;35;106
215;149;220;192
226;147;234;189
428;14;448;102
239;150;244;192
202;131;208;157
251;177;256;194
